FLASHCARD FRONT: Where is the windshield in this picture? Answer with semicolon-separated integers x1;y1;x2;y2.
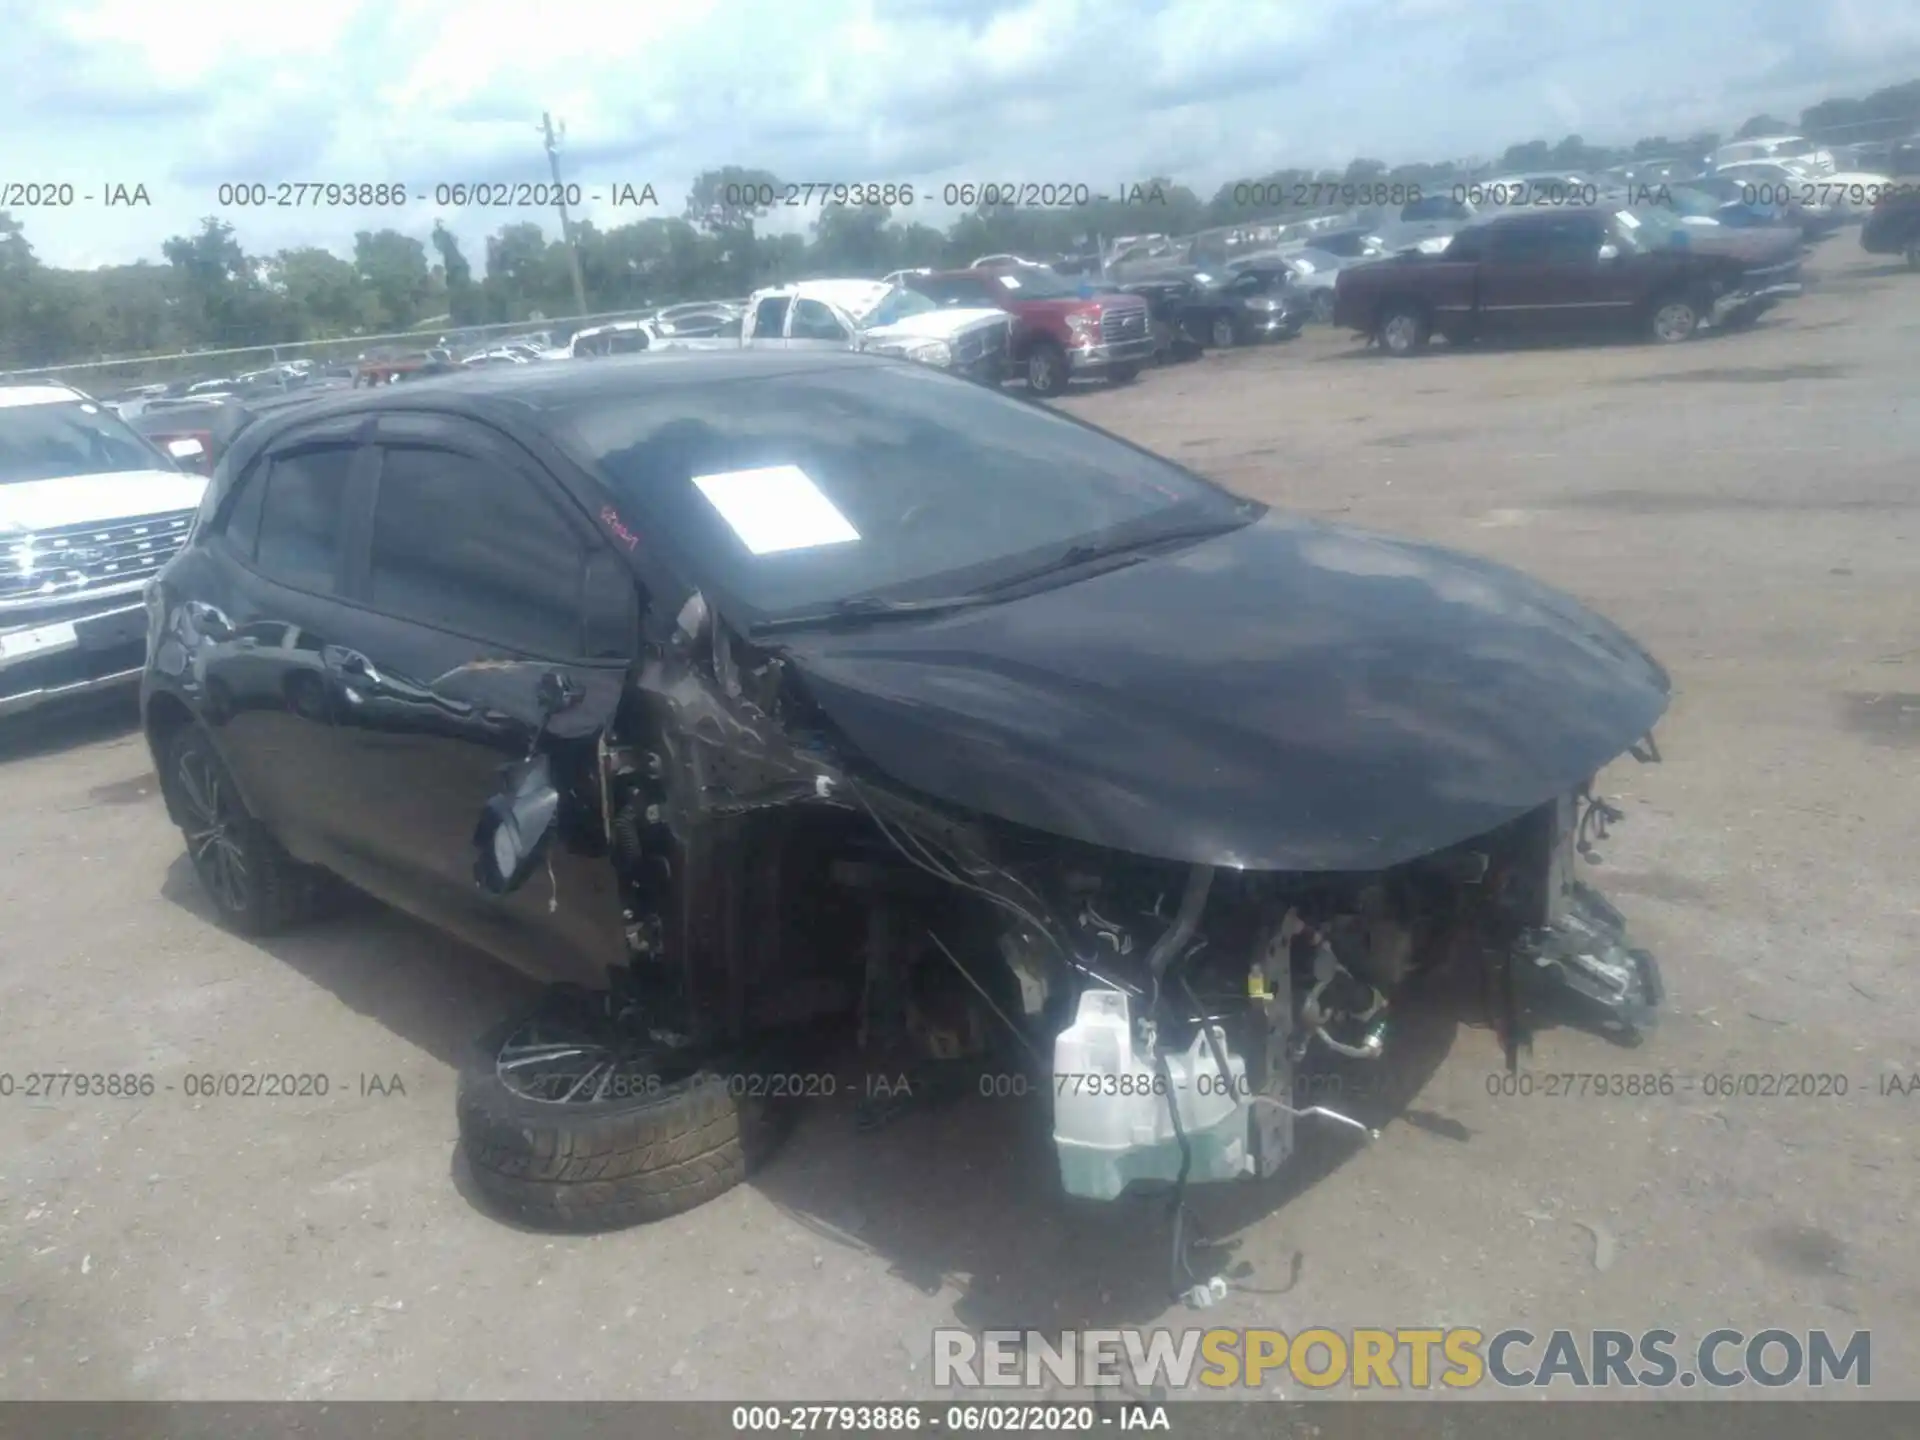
856;286;940;329
0;398;170;484
985;267;1084;299
557;363;1248;621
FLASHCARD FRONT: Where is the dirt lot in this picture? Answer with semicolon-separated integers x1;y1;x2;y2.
2;242;1916;1403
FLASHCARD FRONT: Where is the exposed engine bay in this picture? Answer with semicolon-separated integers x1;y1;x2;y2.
560;600;1665;1232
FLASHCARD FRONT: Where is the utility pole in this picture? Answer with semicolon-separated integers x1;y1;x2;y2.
541;111;590;317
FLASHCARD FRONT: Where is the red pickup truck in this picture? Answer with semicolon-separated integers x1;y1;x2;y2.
903;266;1154;396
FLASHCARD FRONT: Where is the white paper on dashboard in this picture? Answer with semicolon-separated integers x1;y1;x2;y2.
692;464;860;555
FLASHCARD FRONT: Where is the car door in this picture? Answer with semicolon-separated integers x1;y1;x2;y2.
786;297;854;350
1474;217;1569;335
323;411;635;989
1533;212;1639;333
744;295;791;349
191;416;374;866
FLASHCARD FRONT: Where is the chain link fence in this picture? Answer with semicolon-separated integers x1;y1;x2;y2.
0;308;669;396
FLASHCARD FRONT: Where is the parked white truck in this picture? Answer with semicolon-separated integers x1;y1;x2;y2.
1;382;208;717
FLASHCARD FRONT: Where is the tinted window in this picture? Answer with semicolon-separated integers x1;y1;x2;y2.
255;445;355;592
1402;197;1467;222
1541;215;1606;263
366;444;585;655
1486;222;1552;262
556;363;1247;620
789;299;848;341
752;297;791;338
222;459;269;559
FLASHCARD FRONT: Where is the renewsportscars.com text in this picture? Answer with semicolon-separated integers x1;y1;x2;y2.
933;1327;1871;1390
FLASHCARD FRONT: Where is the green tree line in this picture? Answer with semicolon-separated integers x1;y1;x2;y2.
3;77;1915;371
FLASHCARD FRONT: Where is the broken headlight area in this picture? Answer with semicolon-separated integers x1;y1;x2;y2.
559;609;1663;1240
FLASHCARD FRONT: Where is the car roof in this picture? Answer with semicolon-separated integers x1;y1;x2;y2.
213;351;908;484
0;383;90;408
751;279;889;312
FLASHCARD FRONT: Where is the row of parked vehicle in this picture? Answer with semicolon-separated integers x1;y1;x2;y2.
57;133;1920;490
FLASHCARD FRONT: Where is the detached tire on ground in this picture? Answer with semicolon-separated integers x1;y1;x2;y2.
457;1005;787;1231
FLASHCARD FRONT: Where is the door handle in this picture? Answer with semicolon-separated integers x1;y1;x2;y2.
324;647;380;684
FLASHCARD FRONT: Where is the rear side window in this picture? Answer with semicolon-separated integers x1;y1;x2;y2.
366;444;586;656
255;444;356;593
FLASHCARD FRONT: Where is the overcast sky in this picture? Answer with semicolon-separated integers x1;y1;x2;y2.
8;0;1920;270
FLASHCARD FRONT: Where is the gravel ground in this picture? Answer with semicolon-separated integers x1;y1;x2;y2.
1;239;1915;1404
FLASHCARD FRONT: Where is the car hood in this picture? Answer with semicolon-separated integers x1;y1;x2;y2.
0;469;206;532
861;309;1006;344
772;514;1670;872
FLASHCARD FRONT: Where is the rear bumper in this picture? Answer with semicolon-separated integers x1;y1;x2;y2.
0;598;149;719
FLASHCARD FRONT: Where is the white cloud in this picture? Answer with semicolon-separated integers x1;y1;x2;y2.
4;0;1919;269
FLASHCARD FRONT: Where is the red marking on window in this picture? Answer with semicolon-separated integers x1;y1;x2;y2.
600;505;641;551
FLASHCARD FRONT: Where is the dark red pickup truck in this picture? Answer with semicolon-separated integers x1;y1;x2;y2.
1332;208;1803;354
903;266;1154;396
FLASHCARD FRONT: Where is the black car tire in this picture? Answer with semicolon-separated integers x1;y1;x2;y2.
1647;294;1700;344
457;1000;788;1231
1108;364;1140;385
1025;342;1069;397
1210;314;1239;349
1376;303;1430;356
162;724;328;936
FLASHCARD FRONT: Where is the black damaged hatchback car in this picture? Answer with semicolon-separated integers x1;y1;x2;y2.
143;351;1671;1232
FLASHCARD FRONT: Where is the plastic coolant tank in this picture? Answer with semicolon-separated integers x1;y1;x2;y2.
1051;988;1251;1201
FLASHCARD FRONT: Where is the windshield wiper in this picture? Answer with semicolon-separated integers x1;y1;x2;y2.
970;509;1258;594
747;592;995;638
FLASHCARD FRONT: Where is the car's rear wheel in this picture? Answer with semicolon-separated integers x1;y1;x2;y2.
1210;314;1239;348
1025;342;1069;397
162;725;328;936
1648;295;1700;343
457;987;790;1231
1377;304;1430;356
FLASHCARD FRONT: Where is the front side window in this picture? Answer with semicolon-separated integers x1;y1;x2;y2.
255;444;356;593
555;363;1250;622
0;397;171;484
365;444;585;655
788;299;849;341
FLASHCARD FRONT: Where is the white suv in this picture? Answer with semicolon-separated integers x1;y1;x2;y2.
0;382;209;717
